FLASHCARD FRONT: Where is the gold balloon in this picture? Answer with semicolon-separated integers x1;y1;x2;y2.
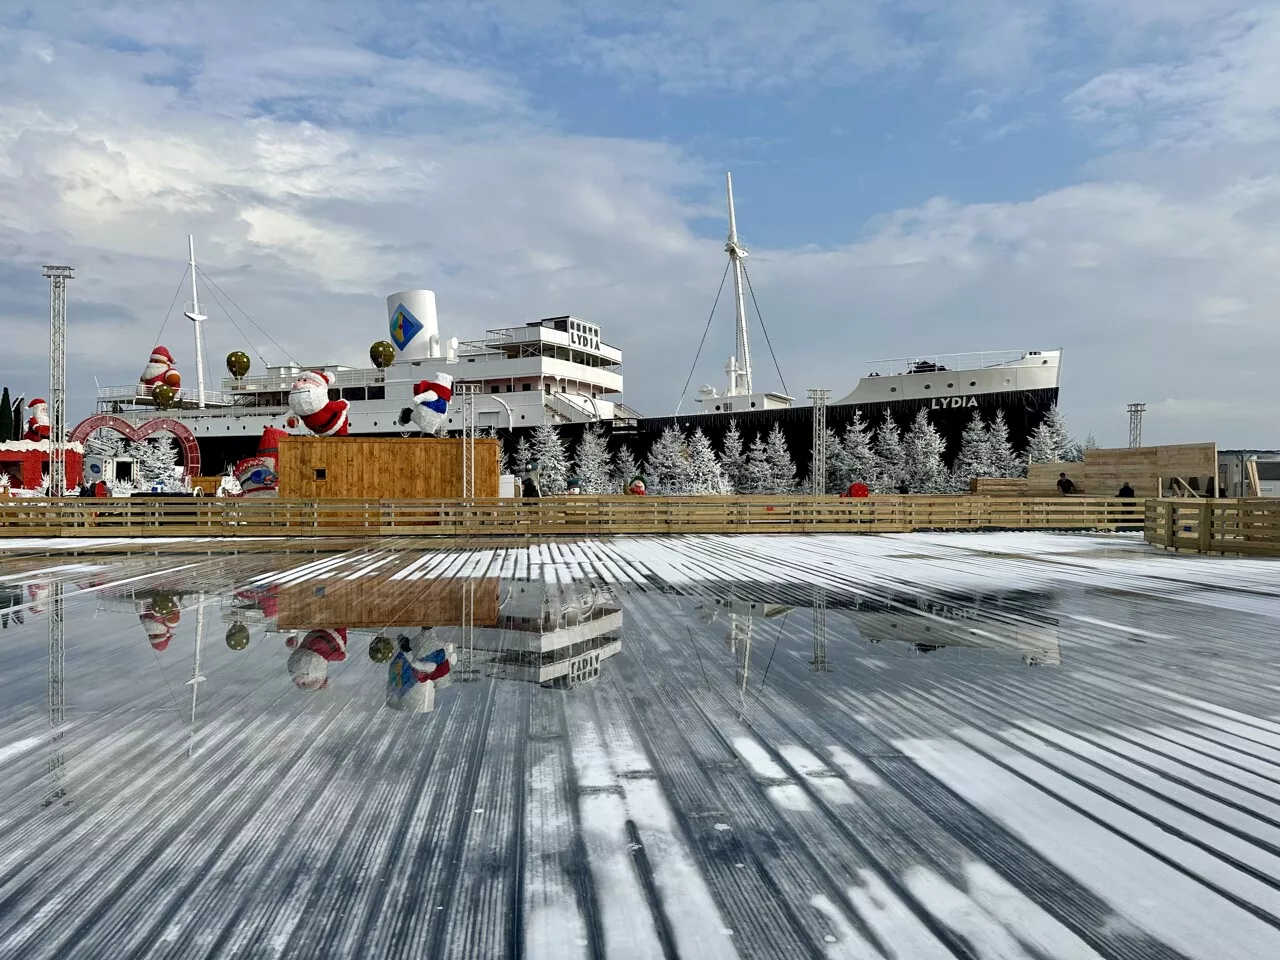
370;341;396;369
226;623;250;651
152;383;176;408
226;351;251;378
368;635;395;663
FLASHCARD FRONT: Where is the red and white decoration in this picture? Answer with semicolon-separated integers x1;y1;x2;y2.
288;371;350;437
232;426;287;497
140;346;182;393
139;602;181;652
411;373;453;435
23;399;49;443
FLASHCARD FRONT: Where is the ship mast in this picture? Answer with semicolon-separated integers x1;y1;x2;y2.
725;172;752;396
183;235;208;409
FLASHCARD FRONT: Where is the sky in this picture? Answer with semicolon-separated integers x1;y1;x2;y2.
0;0;1277;448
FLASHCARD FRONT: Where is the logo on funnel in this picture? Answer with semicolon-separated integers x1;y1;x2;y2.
389;303;424;350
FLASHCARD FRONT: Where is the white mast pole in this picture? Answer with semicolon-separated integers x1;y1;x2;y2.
184;235;208;409
725;173;752;396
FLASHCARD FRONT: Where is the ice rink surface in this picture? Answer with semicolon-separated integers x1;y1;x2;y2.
2;531;1279;959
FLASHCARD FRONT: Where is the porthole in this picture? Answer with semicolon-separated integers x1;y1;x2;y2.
1042;359;1048;365
969;380;976;387
890;387;897;393
750;402;756;408
714;405;721;411
1003;378;1011;385
946;382;954;389
924;384;931;390
520;415;526;420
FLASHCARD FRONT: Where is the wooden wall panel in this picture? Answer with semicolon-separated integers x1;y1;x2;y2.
1026;443;1216;497
278;436;500;499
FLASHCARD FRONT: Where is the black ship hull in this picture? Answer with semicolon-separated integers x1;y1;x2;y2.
189;386;1058;482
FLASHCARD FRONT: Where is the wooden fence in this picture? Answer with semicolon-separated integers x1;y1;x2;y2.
0;495;1144;539
1144;498;1280;557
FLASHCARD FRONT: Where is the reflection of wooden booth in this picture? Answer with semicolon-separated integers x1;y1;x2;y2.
276;577;501;630
277;436;501;498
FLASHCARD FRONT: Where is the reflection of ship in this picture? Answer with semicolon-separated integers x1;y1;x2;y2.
838;589;1061;665
467;581;623;688
227;575;623;692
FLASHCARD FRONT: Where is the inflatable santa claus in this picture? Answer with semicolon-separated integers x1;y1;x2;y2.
23;399;49;442
286;628;348;690
288;371;350;437
139;346;182;393
231;426;287;497
410;373;453;435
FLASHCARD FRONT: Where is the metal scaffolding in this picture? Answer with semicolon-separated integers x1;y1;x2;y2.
810;584;830;672
457;383;479;498
43;265;73;496
808;388;831;495
1127;403;1146;449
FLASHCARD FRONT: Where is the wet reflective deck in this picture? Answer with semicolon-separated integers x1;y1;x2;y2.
2;533;1280;959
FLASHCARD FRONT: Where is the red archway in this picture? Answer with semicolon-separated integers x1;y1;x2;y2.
70;415;202;478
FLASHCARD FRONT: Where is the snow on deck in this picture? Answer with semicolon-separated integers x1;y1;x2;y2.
1;532;1279;958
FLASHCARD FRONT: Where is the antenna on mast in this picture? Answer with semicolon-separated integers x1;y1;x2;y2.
725;172;752;396
183;236;208;409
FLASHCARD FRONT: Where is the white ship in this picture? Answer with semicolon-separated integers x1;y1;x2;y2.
90;175;1062;475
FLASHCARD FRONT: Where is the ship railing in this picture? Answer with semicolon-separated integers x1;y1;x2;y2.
222;367;388;392
96;384;244;407
547;392;604;423
863;349;1042;376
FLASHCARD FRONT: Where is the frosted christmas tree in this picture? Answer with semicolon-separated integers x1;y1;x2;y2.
871;417;906;493
531;424;570;495
902;410;947;494
686;429;729;494
572;428;614;495
951;412;995;492
643;427;691;495
718;421;748;494
133;436;182;492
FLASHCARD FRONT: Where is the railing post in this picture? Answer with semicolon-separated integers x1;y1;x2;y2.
1198;500;1212;553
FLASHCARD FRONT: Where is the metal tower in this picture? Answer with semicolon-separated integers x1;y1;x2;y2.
1127;403;1145;449
43;265;73;496
183;236;208;409
808;388;831;495
457;383;479;497
725;173;752;396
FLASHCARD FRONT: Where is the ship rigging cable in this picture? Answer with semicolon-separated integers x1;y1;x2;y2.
151;267;194;351
195;275;271;369
741;263;788;396
674;260;731;416
196;266;300;366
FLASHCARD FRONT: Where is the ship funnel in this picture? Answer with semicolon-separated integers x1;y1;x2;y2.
385;289;441;362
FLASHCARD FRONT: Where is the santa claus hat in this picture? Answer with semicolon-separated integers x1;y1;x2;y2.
294;370;335;389
413;373;453;402
150;346;174;363
28;398;46;408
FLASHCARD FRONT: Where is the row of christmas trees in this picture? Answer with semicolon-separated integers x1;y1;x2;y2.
510;405;1091;496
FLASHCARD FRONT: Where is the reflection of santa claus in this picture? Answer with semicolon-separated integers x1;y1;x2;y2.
286;628;348;689
139;603;181;651
140;346;182;392
288;371;349;437
235;585;279;619
385;630;457;713
23;399;49;442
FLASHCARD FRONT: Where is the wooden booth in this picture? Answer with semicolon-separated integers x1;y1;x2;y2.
972;442;1218;498
277;436;501;499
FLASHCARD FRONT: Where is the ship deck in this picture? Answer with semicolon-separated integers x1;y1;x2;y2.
2;531;1278;958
